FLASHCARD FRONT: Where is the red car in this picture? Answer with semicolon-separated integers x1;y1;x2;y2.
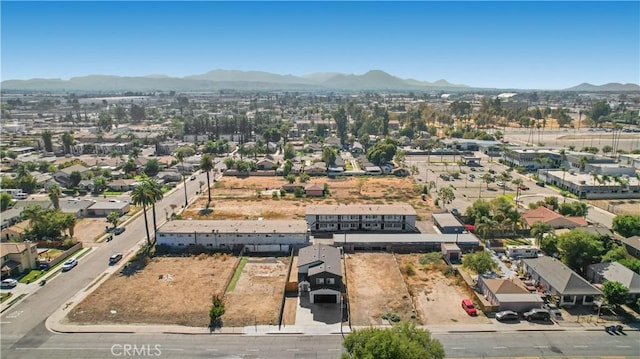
518;184;530;191
461;299;477;316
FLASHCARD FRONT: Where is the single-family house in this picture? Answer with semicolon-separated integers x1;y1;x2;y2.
108;179;139;192
87;201;130;217
0;220;30;242
1;208;23;229
477;276;544;312
297;244;342;304
522;206;588;229
53;164;91;187
59;198;95;218
522;257;601;306
305;162;327;176
256;157;278;171
586;262;640;302
621;236;640;259
156;171;183;183
350;142;364;154
1;242;38;278
304;183;324;197
432;213;465;234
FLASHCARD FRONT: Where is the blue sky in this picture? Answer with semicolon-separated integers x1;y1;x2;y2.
1;1;638;89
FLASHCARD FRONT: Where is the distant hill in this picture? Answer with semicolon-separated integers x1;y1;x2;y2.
565;82;640;92
1;69;469;92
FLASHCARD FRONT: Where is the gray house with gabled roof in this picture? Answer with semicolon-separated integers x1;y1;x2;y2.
297;244;342;304
522;256;601;307
587;261;640;302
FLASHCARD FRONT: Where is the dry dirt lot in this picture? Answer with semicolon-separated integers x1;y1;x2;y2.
396;254;491;325
184;176;433;221
223;257;289;326
588;199;640;216
74;218;111;242
67;254;238;327
346;253;416;326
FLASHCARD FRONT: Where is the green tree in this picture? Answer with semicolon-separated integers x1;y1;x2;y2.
175;148;189;207
437;187;455;210
107;211;120;229
612;214;640;237
464;199;491;225
333;106;348;145
0;192;13;211
479;173;494;198
322;147;337;166
540;233;559;257
601;245;627;262
143;159;161;177
69;171;82;188
97;112;113;132
209;294;225;327
130;104;146;123
41;130;54;152
131;183;154;246
588;100;611;127
93;176;108;194
366;137;398;165
602;281;630;308
557;230;603;275
285;173;296;184
343;322;444;359
200;153;214;203
47;183;62;210
283;142;296;160
462;250;496;274
143;178;164;238
61;131;75;154
530;221;552;248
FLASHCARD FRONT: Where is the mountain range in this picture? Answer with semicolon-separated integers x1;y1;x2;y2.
1;70;638;92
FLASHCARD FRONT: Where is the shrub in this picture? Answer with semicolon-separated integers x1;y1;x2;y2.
404;263;416;276
382;312;401;323
209;294;225;327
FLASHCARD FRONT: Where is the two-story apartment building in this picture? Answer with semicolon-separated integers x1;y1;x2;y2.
305;204;418;233
155;220;309;253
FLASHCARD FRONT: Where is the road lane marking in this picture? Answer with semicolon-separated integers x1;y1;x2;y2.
206;348;219;351
246;349;259;352
451;347;465;350
615;346;631;348
0;322;11;324
574;345;588;348
286;348;300;351
533;346;549;349
493;346;507;349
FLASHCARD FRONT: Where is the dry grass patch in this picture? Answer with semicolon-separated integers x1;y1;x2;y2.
396;254;491;325
185;176;433;220
346;253;416;326
67;254;238;327
222;257;290;326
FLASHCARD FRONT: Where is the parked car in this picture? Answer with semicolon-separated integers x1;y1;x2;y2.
496;181;505;187
62;258;78;271
518;184;530;191
1;278;18;288
461;298;477;316
109;253;123;265
488;169;496;174
113;227;125;235
190;175;197;180
535;181;546;187
495;310;519;322
470;167;476;172
451;208;460;216
523;308;551;321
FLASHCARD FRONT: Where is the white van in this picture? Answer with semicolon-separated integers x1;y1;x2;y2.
13;193;28;200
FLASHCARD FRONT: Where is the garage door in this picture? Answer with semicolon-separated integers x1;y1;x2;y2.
313;294;338;304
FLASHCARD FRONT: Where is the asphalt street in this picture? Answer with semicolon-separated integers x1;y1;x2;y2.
0;168;215;358
4;330;638;359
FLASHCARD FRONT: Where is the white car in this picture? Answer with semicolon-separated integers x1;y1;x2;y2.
1;278;18;288
62;258;78;271
496;181;505;187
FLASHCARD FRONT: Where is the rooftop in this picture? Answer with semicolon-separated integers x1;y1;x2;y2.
306;204;416;216
522;257;601;296
157;220;309;234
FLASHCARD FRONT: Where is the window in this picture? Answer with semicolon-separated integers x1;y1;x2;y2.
316;278;325;285
327;278;335;285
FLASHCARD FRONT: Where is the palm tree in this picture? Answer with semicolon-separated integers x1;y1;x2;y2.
175;149;189;207
476;216;497;241
143;178;164;239
200;153;214;203
480;173;494;198
62;213;77;238
47;184;62;210
22;205;43;228
512;178;524;202
107;211;120;229
130;183;153;247
592;172;601;186
530;221;552;248
499;171;512;195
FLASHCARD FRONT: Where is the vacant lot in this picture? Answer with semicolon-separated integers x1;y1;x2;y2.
589;199;640;216
68;254;238;327
346;253;416;326
184;176;433;220
397;254;490;324
75;218;111;242
223;257;289;326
